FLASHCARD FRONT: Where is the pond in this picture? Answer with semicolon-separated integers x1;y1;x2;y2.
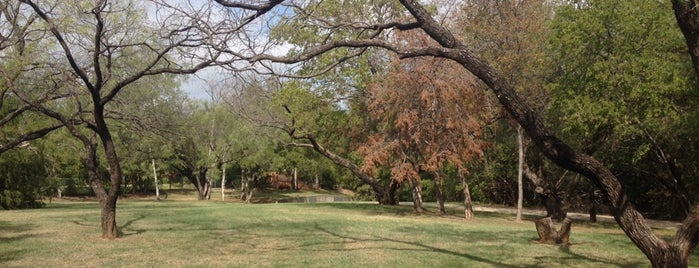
275;195;354;203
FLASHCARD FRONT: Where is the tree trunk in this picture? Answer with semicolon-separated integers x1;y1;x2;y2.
535;217;572;245
589;187;597;223
221;164;226;201
434;172;445;215
378;179;400;205
194;169;211;200
516;125;525;222
409;178;424;213
314;174;320;189
82;137;118;239
542;191;567;221
240;173;253;203
459;168;474;220
293;167;298;190
92;102;122;239
152;159;160;201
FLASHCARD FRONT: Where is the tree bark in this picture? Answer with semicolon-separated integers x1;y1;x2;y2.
434;172;446;215
409;177;424;213
293;167;298;190
221;164;226;201
535;217;573;245
672;0;699;82
460;168;474;220
589;186;597;223
152;159;160;201
516;125;524;222
189;169;211;200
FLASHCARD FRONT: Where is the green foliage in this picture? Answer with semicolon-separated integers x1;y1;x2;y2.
0;148;47;209
548;0;699;219
549;0;693;144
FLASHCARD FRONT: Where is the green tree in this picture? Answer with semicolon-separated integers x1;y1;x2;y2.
548;0;696;219
16;0;218;238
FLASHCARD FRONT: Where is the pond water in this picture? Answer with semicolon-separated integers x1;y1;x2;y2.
275;195;354;203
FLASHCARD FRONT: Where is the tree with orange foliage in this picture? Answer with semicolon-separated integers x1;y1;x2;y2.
360;31;490;217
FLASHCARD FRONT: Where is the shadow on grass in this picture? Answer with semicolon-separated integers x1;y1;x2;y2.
0;249;29;264
0;221;36;264
119;214;147;237
556;245;647;267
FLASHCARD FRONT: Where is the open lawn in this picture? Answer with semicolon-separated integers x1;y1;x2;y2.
0;197;695;267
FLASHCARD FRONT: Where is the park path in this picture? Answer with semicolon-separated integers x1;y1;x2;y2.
411;202;681;230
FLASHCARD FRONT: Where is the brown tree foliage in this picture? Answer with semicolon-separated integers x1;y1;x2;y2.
359;30;490;213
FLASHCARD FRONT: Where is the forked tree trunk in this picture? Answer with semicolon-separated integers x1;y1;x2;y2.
193;169;211;200
535;217;572;245
240;173;254;203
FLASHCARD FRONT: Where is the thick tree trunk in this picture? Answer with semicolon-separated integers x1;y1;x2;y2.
378;179;399;205
83;137;118;239
91;101;123;239
543;192;567;221
100;196;118;238
535;217;572;244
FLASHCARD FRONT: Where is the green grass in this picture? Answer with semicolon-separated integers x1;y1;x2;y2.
0;199;692;267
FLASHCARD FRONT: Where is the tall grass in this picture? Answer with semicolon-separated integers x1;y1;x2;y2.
0;200;690;267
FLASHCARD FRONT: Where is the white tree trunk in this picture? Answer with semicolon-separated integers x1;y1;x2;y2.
293;167;298;190
221;164;226;201
516;125;524;222
152;158;160;201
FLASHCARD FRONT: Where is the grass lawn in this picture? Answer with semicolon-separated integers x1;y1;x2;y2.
0;197;694;267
